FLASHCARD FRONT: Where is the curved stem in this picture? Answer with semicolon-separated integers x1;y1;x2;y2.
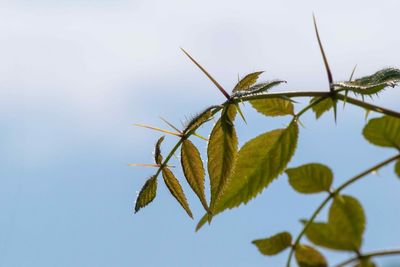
286;154;400;267
334;248;400;267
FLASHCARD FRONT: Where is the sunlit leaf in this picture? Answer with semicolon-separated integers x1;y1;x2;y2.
250;98;294;117
184;106;217;133
286;163;333;194
295;244;328;267
162;168;193;218
310;97;334;119
154;136;165;165
134;175;157;213
363;116;400;149
304;195;365;251
213;121;298;214
252;232;292;256
208;104;238;212
181;139;208;211
232;80;286;97
334;68;400;95
395;160;400;178
232;71;263;92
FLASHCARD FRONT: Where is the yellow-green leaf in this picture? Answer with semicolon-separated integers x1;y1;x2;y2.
252;232;292;256
232;71;264;92
395;160;400;178
250;98;294;117
162;168;193;218
213;121;298;214
286;163;333;194
181;139;208;211
208;104;238;212
363;116;400;149
154;136;165;165
304;195;365;251
310;97;334;119
354;258;377;267
134;175;157;213
295;244;328;267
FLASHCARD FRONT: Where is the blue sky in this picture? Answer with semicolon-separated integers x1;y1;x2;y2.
1;0;400;266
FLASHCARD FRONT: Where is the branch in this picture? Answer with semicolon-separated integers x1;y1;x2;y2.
286;154;400;267
334;248;400;267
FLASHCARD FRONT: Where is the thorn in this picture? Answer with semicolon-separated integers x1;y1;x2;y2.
235;103;247;124
193;132;209;141
349;64;357;81
159;117;182;134
180;48;231;100
133;124;182;137
313;14;334;91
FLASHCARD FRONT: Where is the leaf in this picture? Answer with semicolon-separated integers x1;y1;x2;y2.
232;71;263;92
252;232;292;256
395;160;400;178
134;175;157;213
154;136;165;165
232;80;286;97
363;116;400;149
295;244;328;267
286;163;333;194
213;121;299;214
310;97;334;119
208;104;238;212
184;106;217;133
181;139;208;211
334;68;400;95
162;168;193;218
304;195;366;251
250;98;294;117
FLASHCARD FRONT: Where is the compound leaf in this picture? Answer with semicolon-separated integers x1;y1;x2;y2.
252;232;292;256
363;116;400;149
310;97;334;119
213;121;298;214
134;175;157;213
162;167;193;218
250;98;294;117
334;68;400;95
181;139;208;211
232;71;263;92
208;104;238;212
295;244;328;267
286;163;333;194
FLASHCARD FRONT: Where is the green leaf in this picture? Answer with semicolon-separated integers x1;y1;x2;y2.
213;121;298;214
250;98;294;117
162;167;193;218
232;71;263;92
395;160;400;178
304;195;366;251
181;139;208;211
232;80;286;97
184;106;216;133
334;68;400;95
208;104;238;212
310;97;334;119
286;163;333;194
154;136;165;165
295;244;328;267
134;175;157;213
363;116;400;149
252;232;292;256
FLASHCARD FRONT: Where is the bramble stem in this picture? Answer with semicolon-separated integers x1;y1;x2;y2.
333;248;400;267
285;154;400;267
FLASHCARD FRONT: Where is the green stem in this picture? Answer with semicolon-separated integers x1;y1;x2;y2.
286;154;400;267
333;248;400;267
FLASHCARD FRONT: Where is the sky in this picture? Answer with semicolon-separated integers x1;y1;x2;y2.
1;0;400;266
